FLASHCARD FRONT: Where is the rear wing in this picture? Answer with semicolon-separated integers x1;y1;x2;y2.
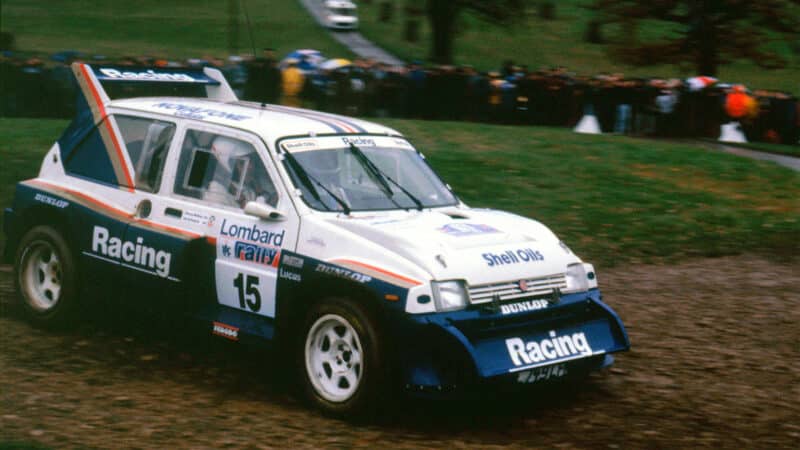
55;63;237;192
74;63;238;103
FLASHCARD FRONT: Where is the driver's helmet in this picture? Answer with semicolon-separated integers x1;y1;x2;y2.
209;136;257;205
210;136;252;174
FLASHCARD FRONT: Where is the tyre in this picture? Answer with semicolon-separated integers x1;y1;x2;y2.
14;225;80;327
300;297;384;417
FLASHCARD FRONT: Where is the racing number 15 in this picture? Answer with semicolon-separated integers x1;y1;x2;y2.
233;273;261;312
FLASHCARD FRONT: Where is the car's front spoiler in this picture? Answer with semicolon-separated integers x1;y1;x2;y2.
394;289;630;390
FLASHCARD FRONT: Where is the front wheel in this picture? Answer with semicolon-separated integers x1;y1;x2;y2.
300;297;385;417
14;225;80;327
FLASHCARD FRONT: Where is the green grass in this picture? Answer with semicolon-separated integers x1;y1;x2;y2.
1;118;798;267
1;0;352;59
377;119;800;266
358;0;800;93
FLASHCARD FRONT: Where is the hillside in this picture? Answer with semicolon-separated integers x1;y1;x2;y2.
358;0;800;93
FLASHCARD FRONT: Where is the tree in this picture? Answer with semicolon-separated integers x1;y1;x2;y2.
425;0;528;64
588;0;800;76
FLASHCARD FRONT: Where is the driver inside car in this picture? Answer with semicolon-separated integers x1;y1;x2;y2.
206;136;277;208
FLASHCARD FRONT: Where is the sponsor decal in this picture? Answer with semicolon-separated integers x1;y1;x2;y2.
282;254;305;269
500;299;549;315
483;248;544;267
316;263;372;283
279;268;302;282
99;68;198;82
34;193;69;209
341;137;376;147
182;210;213;226
516;364;567;384
212;322;239;341
220;219;285;246
89;225;172;278
438;223;499;237
151;102;251;122
231;241;281;267
506;330;593;367
283;140;318;150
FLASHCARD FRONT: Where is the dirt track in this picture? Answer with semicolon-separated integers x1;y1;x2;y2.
1;255;798;449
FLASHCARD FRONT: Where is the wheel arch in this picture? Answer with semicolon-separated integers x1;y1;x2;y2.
274;274;388;347
8;205;78;263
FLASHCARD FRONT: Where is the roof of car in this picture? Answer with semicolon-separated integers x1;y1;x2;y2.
109;97;400;146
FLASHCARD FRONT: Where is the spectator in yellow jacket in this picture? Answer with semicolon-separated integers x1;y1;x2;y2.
281;59;305;107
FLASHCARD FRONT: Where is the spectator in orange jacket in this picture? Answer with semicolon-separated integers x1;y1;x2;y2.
725;85;758;120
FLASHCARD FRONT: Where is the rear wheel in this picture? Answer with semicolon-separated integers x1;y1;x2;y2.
300;297;384;416
14;226;80;327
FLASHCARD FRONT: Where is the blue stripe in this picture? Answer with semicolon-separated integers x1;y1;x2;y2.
267;105;343;133
269;105;367;133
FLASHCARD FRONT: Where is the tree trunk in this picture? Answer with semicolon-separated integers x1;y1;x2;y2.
689;0;718;75
427;0;459;64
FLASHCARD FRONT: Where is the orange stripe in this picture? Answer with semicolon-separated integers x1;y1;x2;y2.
27;180;203;240
137;219;201;239
29;179;130;219
103;119;135;191
78;64;135;191
78;64;107;117
333;259;422;286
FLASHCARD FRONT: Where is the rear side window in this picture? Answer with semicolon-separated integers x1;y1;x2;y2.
116;115;176;192
64;117;139;187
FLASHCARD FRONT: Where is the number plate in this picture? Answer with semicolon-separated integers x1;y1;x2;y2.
516;364;567;384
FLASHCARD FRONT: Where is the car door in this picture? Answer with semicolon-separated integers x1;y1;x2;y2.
152;123;299;318
112;114;194;301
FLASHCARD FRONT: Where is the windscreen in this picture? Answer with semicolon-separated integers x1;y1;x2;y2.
281;138;457;212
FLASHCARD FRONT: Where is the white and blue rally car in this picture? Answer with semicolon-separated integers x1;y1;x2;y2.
4;64;629;415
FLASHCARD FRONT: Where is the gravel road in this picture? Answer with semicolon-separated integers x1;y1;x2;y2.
1;255;798;449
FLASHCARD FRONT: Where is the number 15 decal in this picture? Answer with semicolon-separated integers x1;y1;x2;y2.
233;273;261;312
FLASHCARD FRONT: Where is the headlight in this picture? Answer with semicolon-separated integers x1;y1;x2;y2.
431;280;469;312
564;263;598;293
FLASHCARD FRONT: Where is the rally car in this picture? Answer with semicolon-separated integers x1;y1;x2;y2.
4;63;629;416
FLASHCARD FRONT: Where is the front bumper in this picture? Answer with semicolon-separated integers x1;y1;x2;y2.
392;289;629;392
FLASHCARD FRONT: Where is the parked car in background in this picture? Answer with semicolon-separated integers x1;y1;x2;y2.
322;0;358;30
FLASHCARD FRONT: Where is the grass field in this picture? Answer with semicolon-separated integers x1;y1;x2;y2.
1;0;352;60
358;0;800;93
1;118;797;267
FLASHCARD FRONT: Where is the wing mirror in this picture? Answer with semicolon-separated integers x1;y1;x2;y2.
244;201;286;221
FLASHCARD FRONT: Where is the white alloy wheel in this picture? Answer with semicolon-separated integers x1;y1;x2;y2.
305;313;364;403
19;240;63;312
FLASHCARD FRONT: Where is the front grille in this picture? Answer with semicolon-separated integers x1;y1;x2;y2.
468;274;567;304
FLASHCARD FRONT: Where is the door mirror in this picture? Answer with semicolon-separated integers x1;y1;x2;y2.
244;201;286;221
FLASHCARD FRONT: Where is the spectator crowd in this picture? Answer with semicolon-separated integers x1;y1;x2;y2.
2;49;798;146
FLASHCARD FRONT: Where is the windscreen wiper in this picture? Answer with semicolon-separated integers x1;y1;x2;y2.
349;143;424;211
282;148;351;214
348;143;394;197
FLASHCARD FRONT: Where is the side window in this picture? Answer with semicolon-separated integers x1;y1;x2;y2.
116;115;176;192
173;130;278;208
